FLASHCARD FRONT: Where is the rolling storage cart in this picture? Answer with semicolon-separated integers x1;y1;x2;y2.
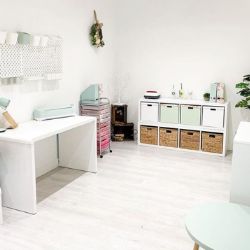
80;98;112;158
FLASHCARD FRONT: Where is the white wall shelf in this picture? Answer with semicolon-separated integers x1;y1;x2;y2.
0;37;62;81
138;98;229;156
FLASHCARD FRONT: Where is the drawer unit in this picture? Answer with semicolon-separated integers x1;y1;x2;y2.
160;104;179;124
202;132;223;154
140;102;159;123
180;130;200;150
202;106;224;128
181;105;201;126
159;128;178;148
140;126;158;145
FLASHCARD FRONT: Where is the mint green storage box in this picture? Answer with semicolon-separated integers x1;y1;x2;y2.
181;105;201;126
160;104;179;124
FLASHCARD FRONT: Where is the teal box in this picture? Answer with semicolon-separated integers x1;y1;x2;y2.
181;105;201;126
160;104;179;124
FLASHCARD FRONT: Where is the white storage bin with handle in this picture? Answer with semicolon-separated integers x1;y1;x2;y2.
202;106;224;128
141;102;159;123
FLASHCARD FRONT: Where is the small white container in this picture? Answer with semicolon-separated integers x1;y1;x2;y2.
0;31;7;44
30;35;41;46
6;32;18;45
39;36;48;47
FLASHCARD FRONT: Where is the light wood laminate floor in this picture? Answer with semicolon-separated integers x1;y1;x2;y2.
0;142;231;250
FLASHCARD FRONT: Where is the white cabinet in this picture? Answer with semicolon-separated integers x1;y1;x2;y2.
140;102;158;123
230;122;250;206
202;106;224;128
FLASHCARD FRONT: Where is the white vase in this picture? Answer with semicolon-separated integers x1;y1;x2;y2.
6;32;18;45
39;36;48;47
30;35;41;46
0;31;7;44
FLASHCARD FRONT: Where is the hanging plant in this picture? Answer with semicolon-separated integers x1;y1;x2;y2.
235;74;250;109
90;10;105;48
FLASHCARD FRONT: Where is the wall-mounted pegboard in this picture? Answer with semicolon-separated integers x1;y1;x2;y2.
0;37;62;81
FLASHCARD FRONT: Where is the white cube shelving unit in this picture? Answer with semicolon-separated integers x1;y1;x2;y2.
138;98;229;156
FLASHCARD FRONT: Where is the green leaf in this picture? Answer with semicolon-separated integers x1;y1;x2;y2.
235;99;248;108
236;82;249;89
238;88;250;97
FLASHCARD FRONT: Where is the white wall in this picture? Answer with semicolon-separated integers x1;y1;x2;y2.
1;0;249;149
0;0;116;122
113;0;250;149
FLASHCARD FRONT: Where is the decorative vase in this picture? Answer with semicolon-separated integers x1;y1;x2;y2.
30;35;41;46
0;31;7;44
40;36;49;47
6;32;18;45
17;32;31;45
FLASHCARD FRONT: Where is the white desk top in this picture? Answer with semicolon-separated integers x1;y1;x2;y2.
234;122;250;145
0;116;96;144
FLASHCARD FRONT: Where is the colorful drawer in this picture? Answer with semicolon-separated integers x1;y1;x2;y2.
202;132;223;154
140;126;158;145
202;106;224;128
180;130;200;150
159;128;178;148
181;105;201;126
160;104;179;124
141;102;159;123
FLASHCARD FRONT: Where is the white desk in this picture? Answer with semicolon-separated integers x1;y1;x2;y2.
0;116;97;214
231;122;250;206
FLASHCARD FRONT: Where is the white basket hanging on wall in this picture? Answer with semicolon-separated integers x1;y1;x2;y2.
0;34;62;81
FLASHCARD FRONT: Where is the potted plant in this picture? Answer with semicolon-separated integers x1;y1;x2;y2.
203;92;210;101
235;75;250;109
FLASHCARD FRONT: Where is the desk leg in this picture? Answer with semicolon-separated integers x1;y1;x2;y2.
0;141;37;214
59;120;97;173
193;243;199;250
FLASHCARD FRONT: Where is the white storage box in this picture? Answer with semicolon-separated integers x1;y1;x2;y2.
141;102;159;123
202;106;224;128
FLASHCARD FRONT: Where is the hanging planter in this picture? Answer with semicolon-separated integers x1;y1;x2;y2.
90;10;105;48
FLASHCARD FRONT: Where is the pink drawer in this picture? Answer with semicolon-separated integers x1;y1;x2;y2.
97;140;110;151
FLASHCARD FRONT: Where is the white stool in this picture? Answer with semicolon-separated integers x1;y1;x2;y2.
0;188;2;224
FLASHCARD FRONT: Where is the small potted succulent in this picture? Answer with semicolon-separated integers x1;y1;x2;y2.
203;92;210;101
